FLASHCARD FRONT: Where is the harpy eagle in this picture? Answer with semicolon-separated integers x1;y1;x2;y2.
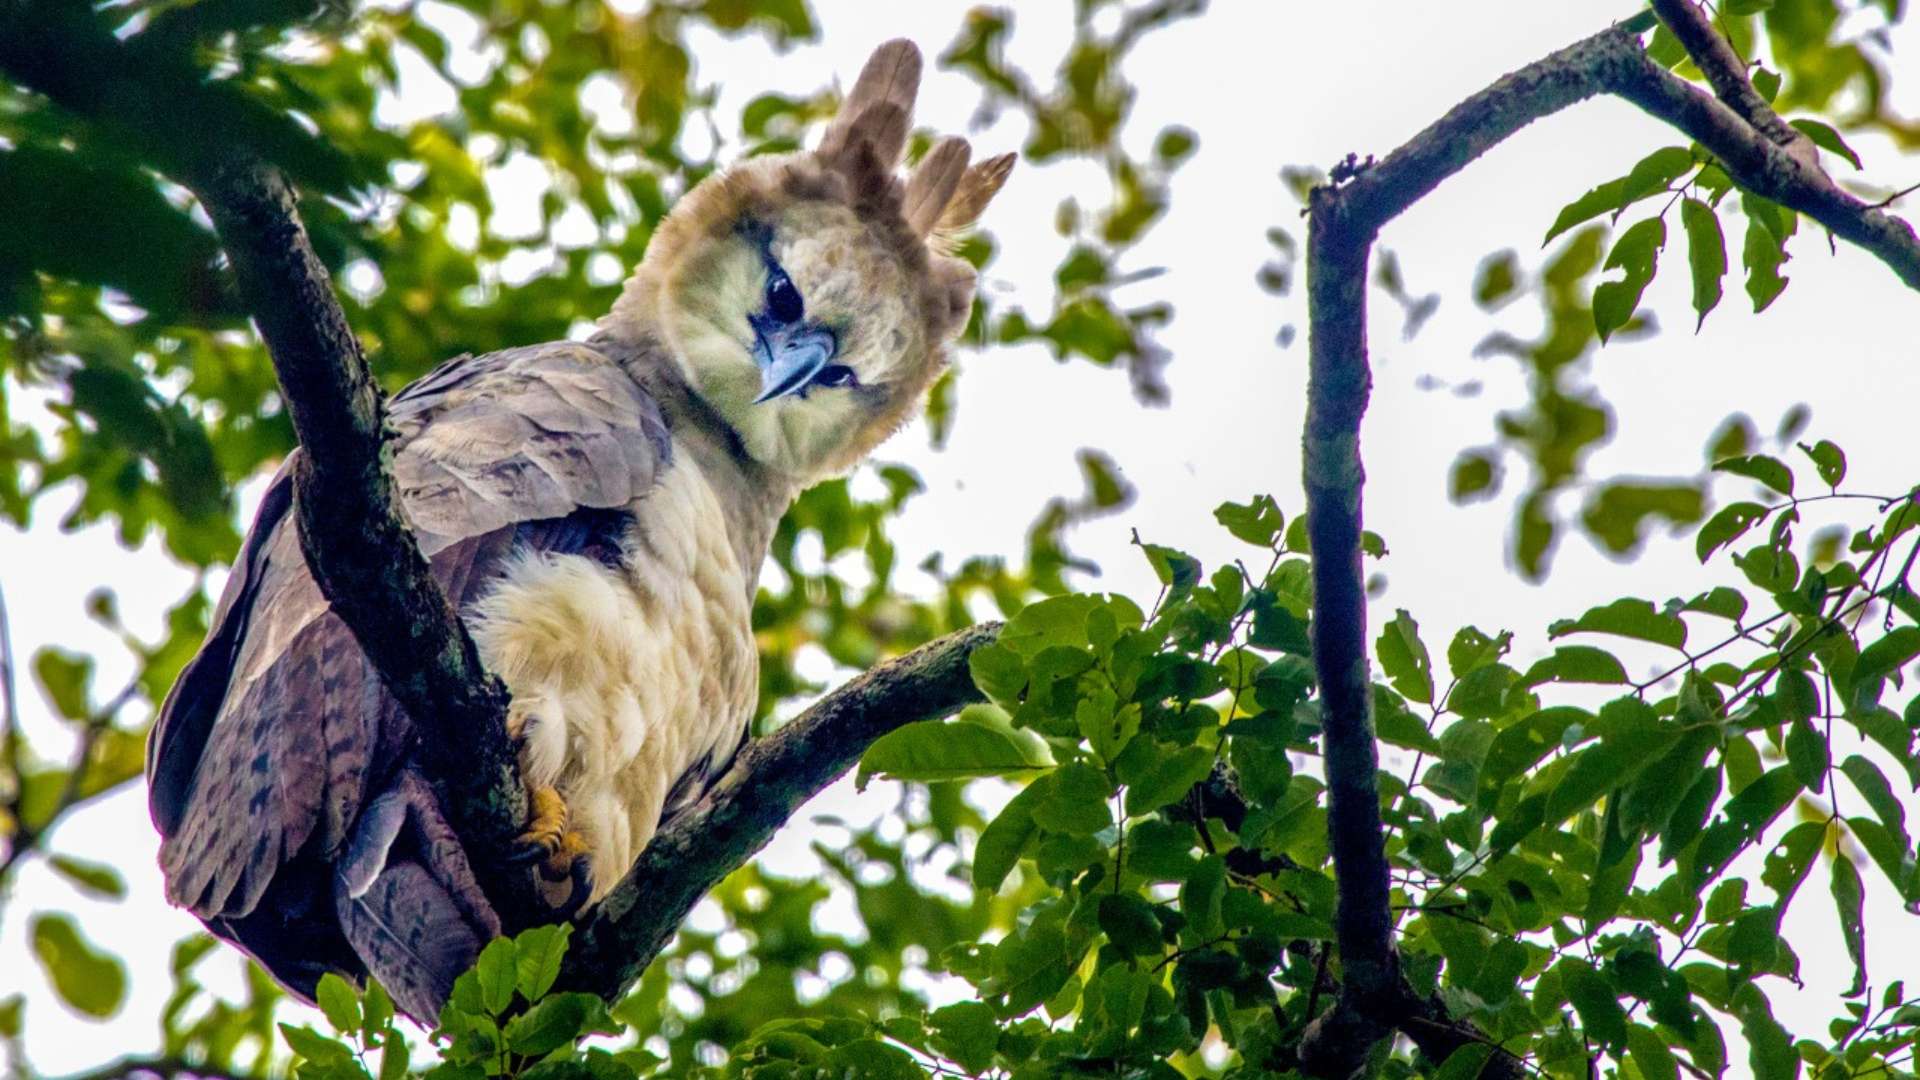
145;39;1011;1021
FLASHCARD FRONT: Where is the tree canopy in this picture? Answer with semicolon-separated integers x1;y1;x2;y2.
2;2;1919;1079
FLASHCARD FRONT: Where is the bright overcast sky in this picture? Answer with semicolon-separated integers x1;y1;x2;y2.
3;0;1918;1072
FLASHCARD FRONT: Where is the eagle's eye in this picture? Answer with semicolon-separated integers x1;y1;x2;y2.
813;364;857;389
765;268;804;324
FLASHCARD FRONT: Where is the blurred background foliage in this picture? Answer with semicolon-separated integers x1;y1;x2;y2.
2;0;1919;1077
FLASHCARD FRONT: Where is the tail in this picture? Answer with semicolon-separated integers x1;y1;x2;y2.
332;770;502;1022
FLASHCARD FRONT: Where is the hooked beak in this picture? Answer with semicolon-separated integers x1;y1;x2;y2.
751;322;837;404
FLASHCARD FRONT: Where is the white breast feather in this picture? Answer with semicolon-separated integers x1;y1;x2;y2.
467;451;757;901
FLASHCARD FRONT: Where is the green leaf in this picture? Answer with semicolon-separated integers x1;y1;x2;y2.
1139;542;1202;603
1097;894;1164;958
362;981;394;1048
1564;961;1629;1050
1752;67;1782;102
1830;853;1868;997
857;711;1050;788
1796;440;1846;488
1680;196;1726;330
1714;454;1794;496
1839;756;1906;838
1593;217;1665;343
1629;1024;1681;1080
474;937;517;1015
29;914;126;1019
1547;737;1669;826
46;855;126;900
1182;856;1227;938
279;1024;357;1069
1622;146;1696;205
1696;501;1769;563
1549;597;1686;650
1376;609;1435;704
1742;202;1790;312
1448;626;1510;678
1545;177;1629;244
969;643;1027;705
1855;626;1920;688
1213;496;1283;547
513;923;571;1002
1001;596;1099;656
1036;762;1114;836
316;973;361;1035
1735;985;1800;1080
1582;482;1706;556
1079;687;1138;762
0;996;20;1039
1523;645;1629;686
975;778;1049;892
1449;451;1499;501
32;648;94;721
1123;745;1215;817
928;1001;1000;1074
1847;817;1917;901
1784;718;1828;793
504;993;614;1056
1789;118;1863;169
1432;1043;1496;1080
1375;696;1442;755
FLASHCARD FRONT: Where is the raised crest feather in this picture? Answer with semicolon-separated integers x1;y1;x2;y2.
904;136;972;237
937;152;1017;234
817;38;921;170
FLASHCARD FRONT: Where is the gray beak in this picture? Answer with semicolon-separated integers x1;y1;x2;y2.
752;324;837;404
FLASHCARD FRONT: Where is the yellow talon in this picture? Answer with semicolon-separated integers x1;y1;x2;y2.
515;785;569;856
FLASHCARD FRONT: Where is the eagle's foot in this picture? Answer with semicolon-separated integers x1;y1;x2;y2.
509;785;570;864
545;834;593;920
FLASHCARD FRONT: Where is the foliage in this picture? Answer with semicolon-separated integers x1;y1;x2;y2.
3;1;1920;1079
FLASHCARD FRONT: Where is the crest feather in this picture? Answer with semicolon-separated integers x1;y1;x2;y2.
904;136;972;237
936;153;1016;234
818;39;921;170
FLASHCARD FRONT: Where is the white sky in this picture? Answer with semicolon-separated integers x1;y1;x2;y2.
3;0;1919;1073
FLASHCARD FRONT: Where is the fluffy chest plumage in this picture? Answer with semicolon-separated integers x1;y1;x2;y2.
465;449;758;900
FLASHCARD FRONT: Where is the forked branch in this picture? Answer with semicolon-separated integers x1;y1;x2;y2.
1298;7;1919;1076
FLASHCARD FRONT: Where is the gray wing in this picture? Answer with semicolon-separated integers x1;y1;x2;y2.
147;340;672;921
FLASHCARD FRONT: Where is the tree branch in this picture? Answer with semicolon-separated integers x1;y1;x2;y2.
557;623;999;1002
1295;9;1920;1075
1648;0;1805;151
1607;25;1920;288
0;5;538;923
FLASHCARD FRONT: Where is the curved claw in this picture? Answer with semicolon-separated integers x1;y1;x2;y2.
558;856;594;922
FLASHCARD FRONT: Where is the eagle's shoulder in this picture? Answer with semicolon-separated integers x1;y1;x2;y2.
390;340;673;549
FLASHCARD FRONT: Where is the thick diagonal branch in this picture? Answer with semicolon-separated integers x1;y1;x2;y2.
557;623;1000;1001
0;5;537;921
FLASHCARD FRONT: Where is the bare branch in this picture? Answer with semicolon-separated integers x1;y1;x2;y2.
557;623;1000;1002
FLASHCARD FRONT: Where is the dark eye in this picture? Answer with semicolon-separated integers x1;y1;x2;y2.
813;364;857;388
765;270;804;324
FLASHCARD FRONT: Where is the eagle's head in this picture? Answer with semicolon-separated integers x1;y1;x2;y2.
607;40;1012;484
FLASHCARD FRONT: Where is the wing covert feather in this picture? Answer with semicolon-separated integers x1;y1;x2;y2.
149;341;670;921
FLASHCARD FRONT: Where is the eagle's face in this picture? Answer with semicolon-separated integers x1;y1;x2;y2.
609;39;1011;486
656;194;941;480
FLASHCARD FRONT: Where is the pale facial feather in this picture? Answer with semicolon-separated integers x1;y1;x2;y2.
655;196;932;481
